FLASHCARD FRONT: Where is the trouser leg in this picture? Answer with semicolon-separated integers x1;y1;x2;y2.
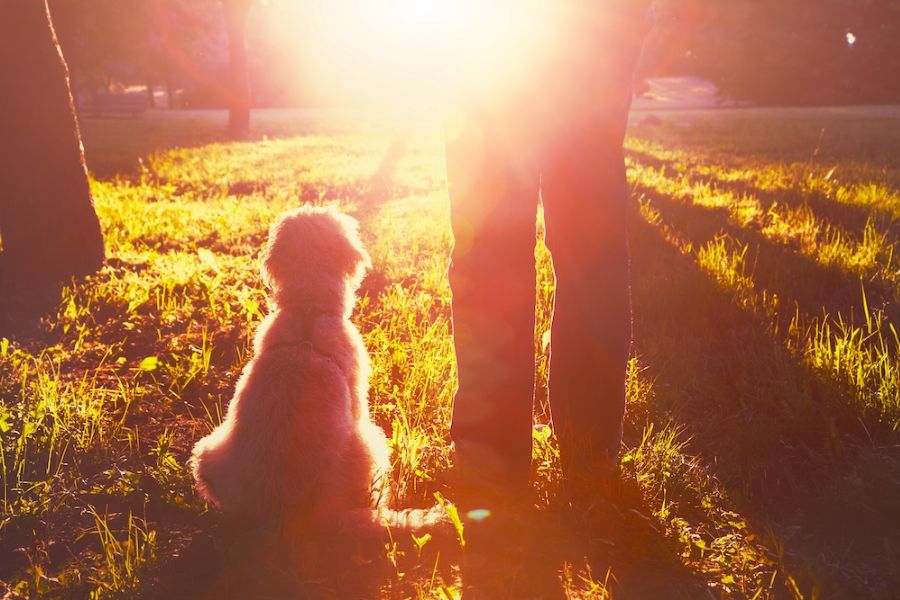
446;0;651;486
446;107;538;487
542;140;631;475
540;3;649;476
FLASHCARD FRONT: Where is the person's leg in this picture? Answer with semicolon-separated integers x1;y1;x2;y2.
446;105;539;491
541;1;652;480
542;142;631;478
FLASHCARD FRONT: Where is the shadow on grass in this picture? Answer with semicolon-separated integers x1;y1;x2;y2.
357;129;412;217
144;513;460;599
458;482;707;599
79;109;412;182
79;110;327;180
633;181;900;327
626;147;900;230
145;479;705;600
0;271;63;341
629;210;900;596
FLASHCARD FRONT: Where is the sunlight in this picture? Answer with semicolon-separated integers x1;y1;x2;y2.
296;0;558;108
393;0;448;25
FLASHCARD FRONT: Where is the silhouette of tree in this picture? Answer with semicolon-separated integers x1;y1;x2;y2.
51;0;222;108
0;0;105;291
223;0;253;138
643;0;900;105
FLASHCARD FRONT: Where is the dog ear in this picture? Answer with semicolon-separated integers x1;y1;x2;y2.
260;214;289;292
333;209;373;287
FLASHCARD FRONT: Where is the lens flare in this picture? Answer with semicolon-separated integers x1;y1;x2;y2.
466;508;492;522
295;1;561;109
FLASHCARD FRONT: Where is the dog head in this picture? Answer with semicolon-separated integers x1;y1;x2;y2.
261;205;371;306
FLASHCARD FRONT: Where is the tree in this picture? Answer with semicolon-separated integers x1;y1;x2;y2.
0;0;105;290
50;0;151;102
50;0;223;109
642;0;900;105
223;0;253;138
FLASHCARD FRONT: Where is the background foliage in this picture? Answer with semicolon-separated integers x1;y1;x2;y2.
644;0;900;105
49;0;900;108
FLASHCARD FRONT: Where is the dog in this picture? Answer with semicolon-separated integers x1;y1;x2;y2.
189;205;444;538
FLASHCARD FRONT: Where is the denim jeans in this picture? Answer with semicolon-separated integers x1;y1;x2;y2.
446;1;651;487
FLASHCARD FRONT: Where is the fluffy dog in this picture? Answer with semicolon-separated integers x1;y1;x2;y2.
189;205;441;534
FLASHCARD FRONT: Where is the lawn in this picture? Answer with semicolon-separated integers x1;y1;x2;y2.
0;105;898;598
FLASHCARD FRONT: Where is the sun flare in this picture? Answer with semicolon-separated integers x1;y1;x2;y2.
298;0;560;108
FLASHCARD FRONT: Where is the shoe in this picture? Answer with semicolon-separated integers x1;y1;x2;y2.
558;449;621;520
446;440;533;514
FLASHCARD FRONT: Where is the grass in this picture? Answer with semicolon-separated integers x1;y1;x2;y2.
89;509;157;598
0;105;898;597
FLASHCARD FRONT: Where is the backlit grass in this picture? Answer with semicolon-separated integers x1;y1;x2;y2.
1;106;898;598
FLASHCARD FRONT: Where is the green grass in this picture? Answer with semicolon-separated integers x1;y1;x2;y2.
1;105;899;598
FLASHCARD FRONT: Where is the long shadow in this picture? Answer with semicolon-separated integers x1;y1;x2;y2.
144;511;463;599
143;479;703;599
79;110;327;180
0;274;65;342
701;172;898;235
629;210;900;597
626;147;900;232
80;109;413;182
459;482;707;599
634;182;900;328
356;129;412;217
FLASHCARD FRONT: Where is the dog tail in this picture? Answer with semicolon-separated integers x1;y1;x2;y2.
376;505;450;533
336;505;453;539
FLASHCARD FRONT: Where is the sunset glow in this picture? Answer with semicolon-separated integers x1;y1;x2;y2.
5;0;899;596
297;1;559;107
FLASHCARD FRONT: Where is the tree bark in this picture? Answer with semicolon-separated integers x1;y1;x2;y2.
223;0;251;139
0;0;105;290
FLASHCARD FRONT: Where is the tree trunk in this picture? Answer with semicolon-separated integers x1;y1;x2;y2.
166;77;176;109
147;80;156;108
223;0;251;139
0;0;105;290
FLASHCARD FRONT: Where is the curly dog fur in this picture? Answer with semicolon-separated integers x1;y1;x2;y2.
189;205;441;533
